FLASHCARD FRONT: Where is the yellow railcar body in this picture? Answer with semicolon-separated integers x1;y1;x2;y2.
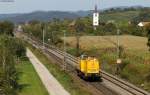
77;57;101;79
80;60;87;73
86;59;100;74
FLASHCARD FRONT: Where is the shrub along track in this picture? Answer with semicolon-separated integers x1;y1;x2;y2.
22;34;150;95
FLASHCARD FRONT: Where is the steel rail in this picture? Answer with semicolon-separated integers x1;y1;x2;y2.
24;34;150;95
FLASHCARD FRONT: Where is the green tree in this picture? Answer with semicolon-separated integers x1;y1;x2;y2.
132;9;150;24
0;35;26;95
104;23;117;35
146;24;150;51
74;18;85;56
0;21;14;36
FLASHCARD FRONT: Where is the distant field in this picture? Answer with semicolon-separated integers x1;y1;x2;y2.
65;35;148;51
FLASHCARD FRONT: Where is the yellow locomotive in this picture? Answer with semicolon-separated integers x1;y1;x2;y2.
76;55;101;80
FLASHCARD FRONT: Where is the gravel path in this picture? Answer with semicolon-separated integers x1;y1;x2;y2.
26;48;70;95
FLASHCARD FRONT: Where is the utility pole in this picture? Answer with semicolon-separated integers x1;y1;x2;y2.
63;30;67;71
76;32;80;57
116;28;122;74
117;29;120;59
74;19;82;57
51;31;54;44
2;55;5;71
43;29;45;49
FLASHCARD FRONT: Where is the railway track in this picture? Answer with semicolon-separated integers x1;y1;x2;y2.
44;42;150;95
22;34;150;95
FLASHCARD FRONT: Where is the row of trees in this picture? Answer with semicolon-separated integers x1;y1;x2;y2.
0;21;26;95
131;9;150;24
23;20;64;46
21;11;150;51
22;17;147;37
103;6;150;14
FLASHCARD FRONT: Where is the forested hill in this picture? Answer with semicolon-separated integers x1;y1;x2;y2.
0;6;150;23
0;11;81;23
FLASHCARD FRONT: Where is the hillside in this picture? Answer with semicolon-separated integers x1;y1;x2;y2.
100;11;140;25
0;6;150;23
0;11;80;23
0;14;20;19
0;10;138;23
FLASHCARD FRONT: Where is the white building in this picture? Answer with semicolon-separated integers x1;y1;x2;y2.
138;22;150;27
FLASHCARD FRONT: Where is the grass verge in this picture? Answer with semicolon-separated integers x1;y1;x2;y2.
16;58;49;95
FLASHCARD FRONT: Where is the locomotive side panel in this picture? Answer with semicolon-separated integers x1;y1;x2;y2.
77;57;101;80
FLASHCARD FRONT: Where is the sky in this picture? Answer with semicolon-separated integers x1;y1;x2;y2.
0;0;150;14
